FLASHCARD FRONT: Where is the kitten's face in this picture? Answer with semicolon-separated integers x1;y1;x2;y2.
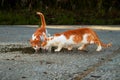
30;39;41;51
30;34;41;51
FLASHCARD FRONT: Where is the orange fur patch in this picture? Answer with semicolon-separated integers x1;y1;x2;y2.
73;35;82;43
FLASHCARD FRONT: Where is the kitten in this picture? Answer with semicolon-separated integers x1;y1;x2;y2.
30;12;50;52
41;28;112;52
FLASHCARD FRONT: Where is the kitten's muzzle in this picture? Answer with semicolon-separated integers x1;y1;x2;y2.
33;46;40;52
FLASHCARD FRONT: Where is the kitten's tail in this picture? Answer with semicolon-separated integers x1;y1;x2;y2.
90;28;112;48
36;12;46;28
101;42;112;48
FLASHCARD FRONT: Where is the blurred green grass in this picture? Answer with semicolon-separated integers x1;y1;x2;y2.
0;9;119;25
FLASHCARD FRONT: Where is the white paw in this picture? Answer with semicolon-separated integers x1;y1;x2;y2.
67;47;72;51
78;47;84;50
96;46;102;51
54;49;60;52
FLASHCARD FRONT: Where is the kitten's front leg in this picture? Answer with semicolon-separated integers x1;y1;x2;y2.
55;47;62;52
54;44;63;52
67;46;73;51
42;46;52;52
78;44;88;50
48;47;52;52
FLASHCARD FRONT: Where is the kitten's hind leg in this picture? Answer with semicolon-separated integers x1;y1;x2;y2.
96;45;102;51
78;44;88;51
95;41;102;51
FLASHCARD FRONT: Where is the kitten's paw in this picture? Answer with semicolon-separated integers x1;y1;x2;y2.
67;47;73;51
54;49;61;52
78;47;85;51
96;46;102;51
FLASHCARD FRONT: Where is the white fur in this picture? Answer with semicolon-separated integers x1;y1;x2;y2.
33;45;40;51
43;35;75;52
78;44;85;50
46;29;51;37
96;46;102;51
47;35;67;47
81;34;89;44
32;34;36;40
40;33;46;42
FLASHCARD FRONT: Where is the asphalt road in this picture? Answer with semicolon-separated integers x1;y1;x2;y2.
0;25;120;80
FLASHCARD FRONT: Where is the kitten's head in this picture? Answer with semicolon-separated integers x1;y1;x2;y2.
30;38;41;52
30;32;48;52
30;33;43;52
41;36;53;50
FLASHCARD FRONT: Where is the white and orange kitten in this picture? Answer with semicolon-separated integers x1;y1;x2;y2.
30;12;50;52
41;28;111;52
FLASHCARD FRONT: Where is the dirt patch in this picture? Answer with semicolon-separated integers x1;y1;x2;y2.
0;44;36;54
0;47;35;54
